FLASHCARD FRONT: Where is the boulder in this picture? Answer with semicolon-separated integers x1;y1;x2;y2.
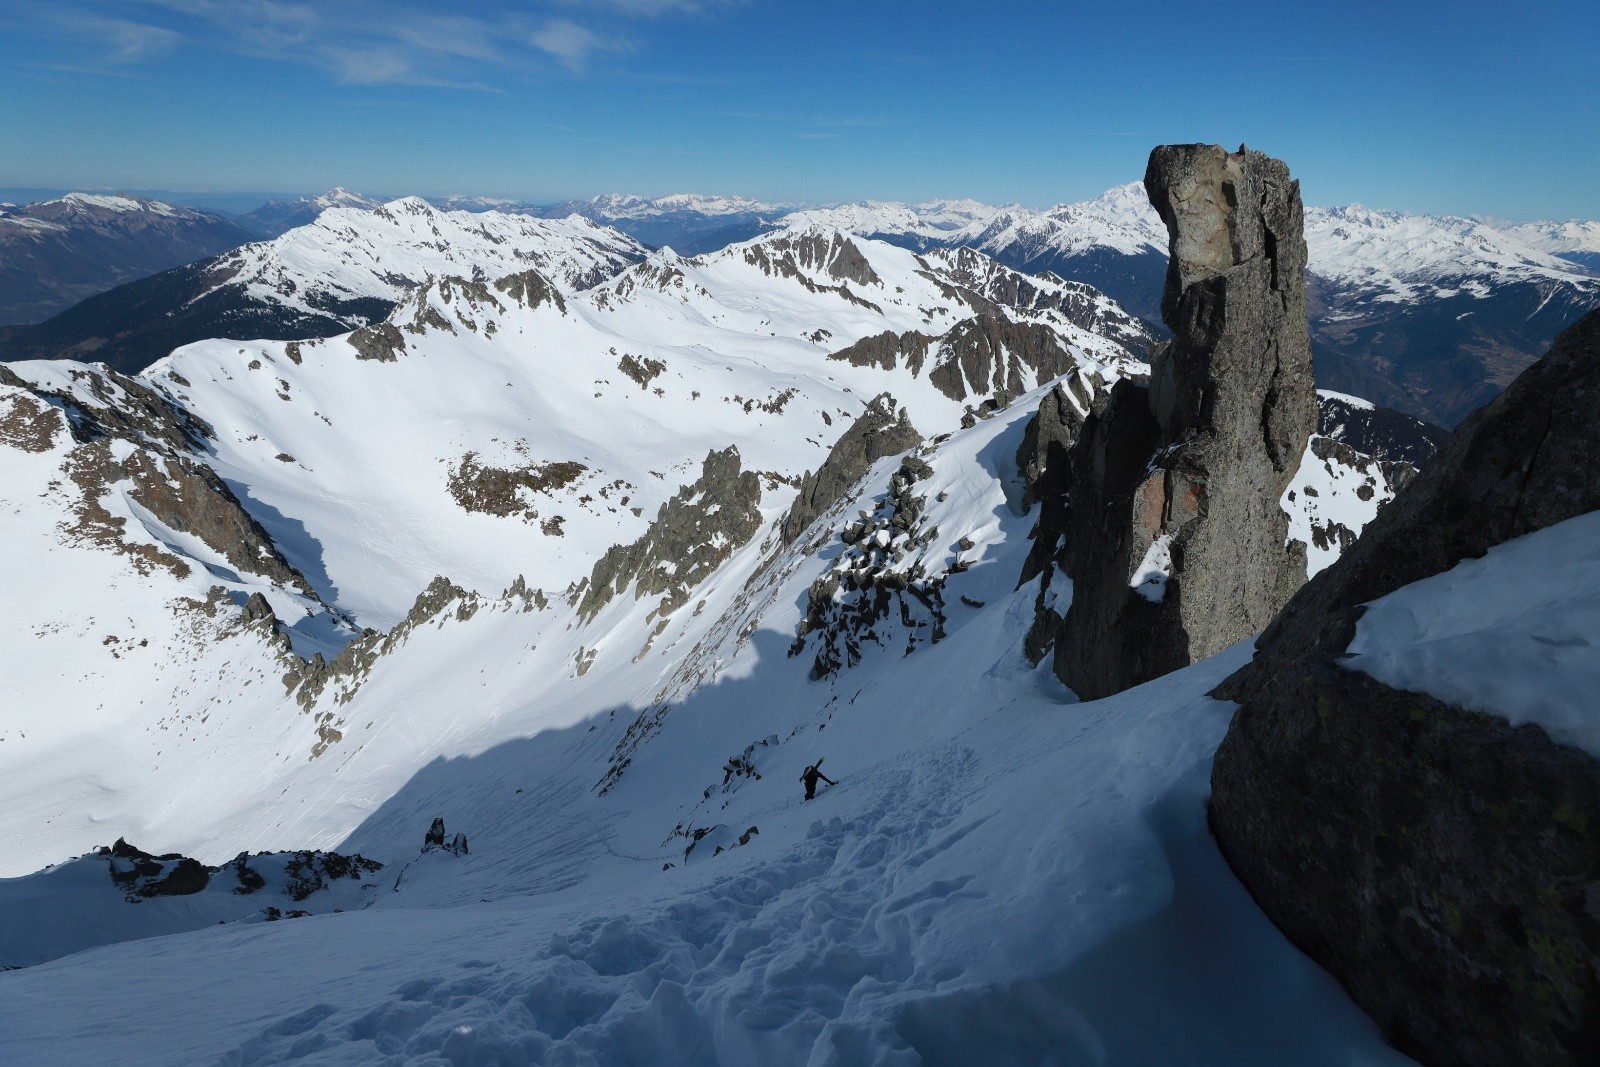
1210;308;1600;1066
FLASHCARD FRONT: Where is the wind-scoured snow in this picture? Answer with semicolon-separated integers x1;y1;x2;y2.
1346;510;1600;758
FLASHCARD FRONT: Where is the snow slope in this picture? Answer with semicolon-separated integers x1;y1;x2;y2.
224;196;648;318
0;226;1156;876
0;200;1448;1063
0;383;1410;1065
1346;509;1600;758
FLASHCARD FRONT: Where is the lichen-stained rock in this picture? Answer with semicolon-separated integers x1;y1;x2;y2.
1052;145;1316;699
576;446;763;622
784;394;920;546
1210;308;1600;1067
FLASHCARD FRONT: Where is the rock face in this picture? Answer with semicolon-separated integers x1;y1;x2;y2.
1013;372;1103;664
577;446;763;622
1051;145;1316;699
1210;308;1600;1067
1;363;313;596
827;315;1084;405
789;449;948;678
784;394;920;545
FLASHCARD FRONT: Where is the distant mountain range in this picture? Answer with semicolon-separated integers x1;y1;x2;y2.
2;184;1595;424
0;193;257;324
640;186;1600;425
0;198;647;374
240;187;384;238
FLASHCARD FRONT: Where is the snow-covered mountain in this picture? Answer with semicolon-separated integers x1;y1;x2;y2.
0;222;1422;1060
0;222;1388;876
221;196;647;319
775;188;1600;426
538;192;800;255
0;192;257;324
0;197;649;374
0;369;1416;1062
1301;204;1600;423
10;180;1595;426
241;186;384;238
1;157;1525;1060
1498;217;1600;271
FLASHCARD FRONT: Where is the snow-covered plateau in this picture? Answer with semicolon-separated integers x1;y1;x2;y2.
0;206;1501;1065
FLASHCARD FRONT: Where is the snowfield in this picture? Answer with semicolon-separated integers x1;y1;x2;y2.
0;208;1439;1064
1347;509;1600;759
1;389;1408;1065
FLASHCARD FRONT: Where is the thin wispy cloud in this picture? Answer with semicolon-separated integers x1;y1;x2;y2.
23;0;731;88
94;18;182;63
532;19;616;73
557;0;743;15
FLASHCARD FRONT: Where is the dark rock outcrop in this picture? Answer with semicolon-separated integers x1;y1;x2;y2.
790;450;952;678
1051;145;1316;699
784;394;920;545
917;246;1160;359
827;315;1084;405
1;363;313;596
1316;391;1449;467
1210;308;1600;1067
446;453;587;523
1011;373;1105;664
577;447;763;622
347;321;405;362
98;838;384;905
743;231;883;289
422;817;469;857
494;267;567;313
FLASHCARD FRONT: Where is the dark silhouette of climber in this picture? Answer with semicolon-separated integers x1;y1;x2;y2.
801;760;835;801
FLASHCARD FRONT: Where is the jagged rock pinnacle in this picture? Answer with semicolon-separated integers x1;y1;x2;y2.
1049;144;1316;699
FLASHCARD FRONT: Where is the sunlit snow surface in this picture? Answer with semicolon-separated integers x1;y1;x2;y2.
1347;510;1600;758
0;389;1410;1065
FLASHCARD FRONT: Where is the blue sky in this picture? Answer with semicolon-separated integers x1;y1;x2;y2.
3;0;1596;218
